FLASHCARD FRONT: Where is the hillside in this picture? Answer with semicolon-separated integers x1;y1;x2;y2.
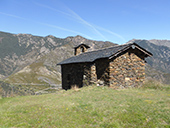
0;31;67;79
0;31;115;85
149;39;170;48
1;31;170;96
0;85;170;127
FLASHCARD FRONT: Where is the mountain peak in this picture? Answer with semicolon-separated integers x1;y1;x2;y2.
46;35;55;38
75;35;84;38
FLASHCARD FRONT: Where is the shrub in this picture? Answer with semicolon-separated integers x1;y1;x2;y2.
142;80;169;90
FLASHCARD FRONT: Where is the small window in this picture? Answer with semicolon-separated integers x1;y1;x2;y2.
132;45;135;49
81;46;85;52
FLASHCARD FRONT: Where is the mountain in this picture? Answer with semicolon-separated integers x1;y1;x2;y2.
1;31;170;97
0;31;116;86
149;39;170;48
0;31;68;79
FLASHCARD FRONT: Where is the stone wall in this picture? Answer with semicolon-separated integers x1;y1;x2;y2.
83;64;92;86
108;49;145;88
95;59;110;86
61;48;146;89
90;64;97;84
61;63;92;90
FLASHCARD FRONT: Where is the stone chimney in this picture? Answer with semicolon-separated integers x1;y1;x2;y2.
74;44;90;56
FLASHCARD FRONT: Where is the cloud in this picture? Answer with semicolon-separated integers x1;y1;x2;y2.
94;25;126;42
33;2;73;18
65;7;126;42
38;22;92;39
34;2;107;40
0;12;25;20
64;7;107;40
1;2;125;42
34;2;125;42
0;11;91;38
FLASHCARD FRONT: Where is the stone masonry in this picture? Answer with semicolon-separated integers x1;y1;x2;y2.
59;43;152;90
61;63;92;90
108;50;145;88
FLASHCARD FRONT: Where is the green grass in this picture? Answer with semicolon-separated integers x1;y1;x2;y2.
0;84;170;128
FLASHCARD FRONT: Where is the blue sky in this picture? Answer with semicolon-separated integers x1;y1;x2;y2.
0;0;170;44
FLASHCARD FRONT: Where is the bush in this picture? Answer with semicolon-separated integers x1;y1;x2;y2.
142;80;170;90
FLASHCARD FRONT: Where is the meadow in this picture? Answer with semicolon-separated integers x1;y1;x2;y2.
0;81;170;128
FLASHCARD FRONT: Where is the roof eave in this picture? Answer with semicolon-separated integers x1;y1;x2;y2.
134;45;153;57
109;45;132;60
57;61;94;65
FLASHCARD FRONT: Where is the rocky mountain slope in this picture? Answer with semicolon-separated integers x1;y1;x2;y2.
149;39;170;48
0;31;68;79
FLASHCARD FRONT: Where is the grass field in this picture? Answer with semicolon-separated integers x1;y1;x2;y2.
0;82;170;128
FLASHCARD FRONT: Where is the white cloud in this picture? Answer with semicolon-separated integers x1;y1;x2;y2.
34;2;107;40
38;22;92;39
1;2;125;42
94;25;126;42
34;2;125;42
0;12;25;19
65;7;107;40
0;11;91;38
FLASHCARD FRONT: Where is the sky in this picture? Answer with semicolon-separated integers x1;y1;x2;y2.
0;0;170;44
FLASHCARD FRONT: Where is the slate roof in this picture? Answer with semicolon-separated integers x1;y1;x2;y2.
58;43;152;65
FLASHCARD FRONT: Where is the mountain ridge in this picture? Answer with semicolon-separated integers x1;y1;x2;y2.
0;31;170;97
0;31;116;85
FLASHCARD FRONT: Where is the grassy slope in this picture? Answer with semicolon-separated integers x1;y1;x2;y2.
5;61;61;85
0;85;170;128
4;45;73;85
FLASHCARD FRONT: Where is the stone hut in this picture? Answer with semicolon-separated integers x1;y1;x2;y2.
58;43;152;90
